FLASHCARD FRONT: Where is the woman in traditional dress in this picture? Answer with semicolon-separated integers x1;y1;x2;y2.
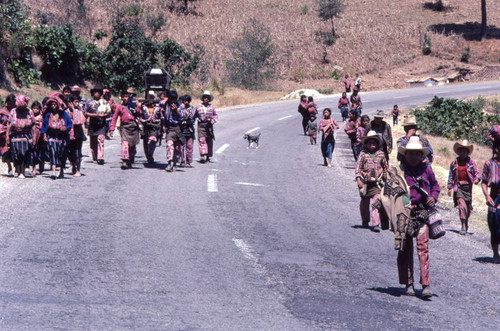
481;138;500;263
337;92;350;122
319;108;339;168
41;98;72;179
447;140;480;235
31;101;44;175
298;95;309;135
67;95;86;177
6;95;35;178
194;91;217;163
0;94;16;175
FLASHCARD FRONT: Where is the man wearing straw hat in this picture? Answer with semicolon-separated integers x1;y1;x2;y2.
195;91;218;163
365;110;392;161
447;140;481;235
396;115;433;164
397;136;440;299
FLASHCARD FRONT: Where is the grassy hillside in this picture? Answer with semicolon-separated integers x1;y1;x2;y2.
20;0;500;91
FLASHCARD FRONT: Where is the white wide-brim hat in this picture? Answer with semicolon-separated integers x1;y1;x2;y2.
361;130;382;146
200;90;214;102
398;136;430;156
453;139;473;155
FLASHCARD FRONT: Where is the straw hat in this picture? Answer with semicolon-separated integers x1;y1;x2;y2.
126;87;137;97
200;90;214;102
373;110;386;118
398;136;430;156
402;115;418;127
71;85;81;92
361;130;382;146
453;139;473;155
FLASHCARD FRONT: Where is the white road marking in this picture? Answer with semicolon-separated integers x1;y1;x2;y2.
215;143;230;154
207;174;218;192
473;86;491;90
235;182;266;187
278;115;293;121
246;127;260;134
393;95;409;99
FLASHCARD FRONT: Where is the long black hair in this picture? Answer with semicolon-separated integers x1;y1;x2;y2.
493;138;500;159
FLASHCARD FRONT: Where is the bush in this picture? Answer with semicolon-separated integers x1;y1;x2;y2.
422;33;431;55
226;19;276;90
290;67;305;83
460;46;471;63
317;88;333;94
300;5;309;15
0;96;4;108
410;96;497;146
34;23;82;79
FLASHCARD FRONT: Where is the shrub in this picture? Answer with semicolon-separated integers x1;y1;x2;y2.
317;88;333;94
460;46;471;63
226;18;276;90
410;96;495;146
0;96;4;108
331;70;341;80
422;33;431;55
437;146;450;156
290;67;305;83
123;4;143;17
300;5;309;15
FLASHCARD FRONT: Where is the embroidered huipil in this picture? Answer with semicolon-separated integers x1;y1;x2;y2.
298;101;308;116
319;118;337;139
447;157;480;191
110;105;139;131
338;97;350;108
488;125;500;142
67;107;86;140
9;109;35;134
356;126;366;143
350;95;362;108
355;150;388;181
345;118;360;141
482;159;500;198
41;112;72;138
195;104;218;124
404;163;440;205
165;103;185;126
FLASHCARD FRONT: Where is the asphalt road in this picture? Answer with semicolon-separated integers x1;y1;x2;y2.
0;81;499;330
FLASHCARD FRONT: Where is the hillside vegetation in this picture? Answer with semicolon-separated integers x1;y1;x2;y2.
4;0;500;92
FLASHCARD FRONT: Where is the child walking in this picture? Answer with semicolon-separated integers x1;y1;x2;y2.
392;105;399;126
355;131;388;232
319;108;339;167
307;114;317;145
447;140;480;235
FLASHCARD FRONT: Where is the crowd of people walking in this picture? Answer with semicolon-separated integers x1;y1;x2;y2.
297;88;500;298
0;87;218;179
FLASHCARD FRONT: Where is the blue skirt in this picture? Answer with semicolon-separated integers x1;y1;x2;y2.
321;136;335;158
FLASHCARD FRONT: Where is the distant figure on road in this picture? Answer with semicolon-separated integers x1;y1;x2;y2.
41;97;73;179
396;115;433;164
343;74;351;93
7;95;35;179
140;100;163;164
307;114;317;145
319;108;339;168
66;95;86;177
164;91;185;172
307;96;318;116
355;130;388;232
447;140;480;235
298;95;309;135
350;90;362;117
195;91;218;163
109;91;141;169
337;92;350;122
355;115;370;159
179;95;196;168
344;110;361;161
397;136;440;298
353;73;362;91
85;86;109;165
365;110;392;162
392;104;399;126
0;94;16;175
481;138;500;264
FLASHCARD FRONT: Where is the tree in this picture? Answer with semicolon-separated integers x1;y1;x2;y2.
317;0;345;40
480;0;487;40
226;19;276;90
